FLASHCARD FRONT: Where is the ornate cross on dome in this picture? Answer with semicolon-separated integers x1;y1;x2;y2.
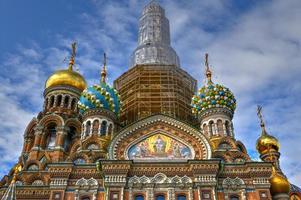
205;53;213;84
257;105;267;135
101;53;107;83
68;42;77;71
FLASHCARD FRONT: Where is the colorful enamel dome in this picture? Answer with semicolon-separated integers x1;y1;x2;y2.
191;83;236;114
78;83;121;115
191;54;236;115
78;53;121;115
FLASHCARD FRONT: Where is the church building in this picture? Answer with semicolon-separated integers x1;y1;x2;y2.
0;2;300;200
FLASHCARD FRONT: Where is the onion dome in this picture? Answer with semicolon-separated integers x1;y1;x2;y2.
191;54;236;115
78;53;121;115
45;43;87;91
270;167;290;195
256;106;280;155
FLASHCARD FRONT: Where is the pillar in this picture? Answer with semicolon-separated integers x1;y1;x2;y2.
32;126;43;150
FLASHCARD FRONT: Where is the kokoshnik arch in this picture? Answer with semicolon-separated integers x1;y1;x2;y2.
0;2;300;200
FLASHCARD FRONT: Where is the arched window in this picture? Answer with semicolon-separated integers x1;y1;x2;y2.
100;121;107;136
217;119;223;135
92;120;100;134
230;195;239;200
155;195;165;200
81;197;90;200
218;142;231;150
177;195;186;200
71;98;77;110
208;121;214;136
46;124;56;149
85;121;91;136
64;96;70;108
56;95;62;107
73;158;86;164
108;124;113;135
135;195;144;200
49;96;55;107
225;121;231;136
27;164;39;171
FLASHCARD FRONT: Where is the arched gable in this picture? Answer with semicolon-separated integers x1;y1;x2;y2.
109;115;211;160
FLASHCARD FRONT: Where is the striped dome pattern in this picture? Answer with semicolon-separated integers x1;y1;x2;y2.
78;82;121;115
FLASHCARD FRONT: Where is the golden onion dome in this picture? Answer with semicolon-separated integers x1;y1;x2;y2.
256;132;280;155
45;42;87;92
45;69;87;91
256;105;280;155
270;167;290;195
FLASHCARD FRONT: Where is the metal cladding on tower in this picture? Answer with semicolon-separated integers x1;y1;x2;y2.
129;2;180;68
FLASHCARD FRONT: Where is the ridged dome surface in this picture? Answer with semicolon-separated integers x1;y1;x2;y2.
191;83;236;115
78;82;121;115
45;69;87;91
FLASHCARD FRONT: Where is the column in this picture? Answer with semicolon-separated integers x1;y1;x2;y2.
214;123;218;136
55;126;69;150
188;187;193;200
223;123;227;136
32;126;43;150
129;187;133;200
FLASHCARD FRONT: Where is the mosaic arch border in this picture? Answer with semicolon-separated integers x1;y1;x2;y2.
124;130;196;160
108;115;212;159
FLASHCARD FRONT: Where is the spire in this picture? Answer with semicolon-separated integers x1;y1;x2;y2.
257;105;268;135
101;53;107;83
129;1;180;68
68;42;76;71
205;53;213;84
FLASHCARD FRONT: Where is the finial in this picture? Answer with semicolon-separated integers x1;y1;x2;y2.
205;53;213;84
101;53;107;83
257;105;267;135
68;42;77;71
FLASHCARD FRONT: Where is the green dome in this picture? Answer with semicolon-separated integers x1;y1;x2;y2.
191;83;236;115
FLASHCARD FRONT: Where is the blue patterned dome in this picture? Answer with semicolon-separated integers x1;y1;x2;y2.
191;53;236;115
78;82;121;115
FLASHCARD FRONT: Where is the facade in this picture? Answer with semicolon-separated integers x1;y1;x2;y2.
0;2;300;200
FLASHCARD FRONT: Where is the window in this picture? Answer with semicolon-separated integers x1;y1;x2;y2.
110;192;119;200
73;158;85;164
217;119;223;135
28;164;39;171
100;121;107;135
82;197;90;200
85;121;91;136
47;124;56;149
260;191;269;200
108;124;113;135
135;195;144;200
92;120;100;134
230;195;239;200
177;195;186;200
218;142;231;150
56;95;62;107
64;96;69;108
156;195;165;200
71;98;77;110
201;191;211;199
208;121;214;136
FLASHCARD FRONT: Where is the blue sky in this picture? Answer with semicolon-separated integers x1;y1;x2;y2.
1;0;301;185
